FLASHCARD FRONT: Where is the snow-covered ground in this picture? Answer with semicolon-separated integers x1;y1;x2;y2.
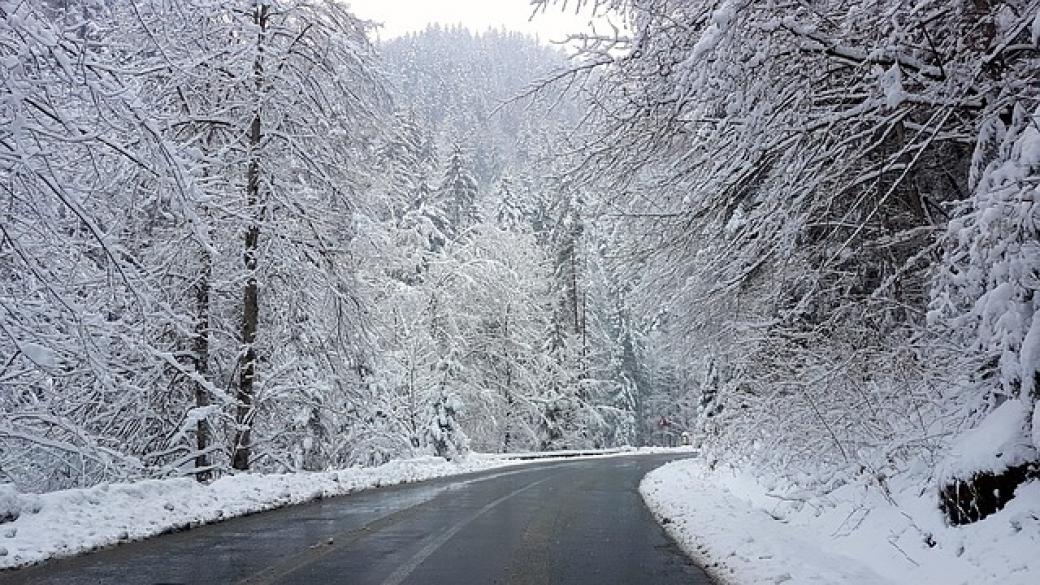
641;458;1040;585
0;448;687;570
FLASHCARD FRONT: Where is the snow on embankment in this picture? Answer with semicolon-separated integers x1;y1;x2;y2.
939;399;1038;483
0;456;525;570
937;399;1038;524
641;458;1040;585
482;445;695;461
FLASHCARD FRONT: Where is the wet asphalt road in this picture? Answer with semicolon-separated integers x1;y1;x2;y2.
2;454;713;585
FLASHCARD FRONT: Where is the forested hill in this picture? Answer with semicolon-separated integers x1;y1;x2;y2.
0;6;669;492
3;0;1040;535
382;26;572;164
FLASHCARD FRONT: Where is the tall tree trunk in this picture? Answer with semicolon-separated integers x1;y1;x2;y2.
408;351;421;449
569;243;580;336
233;3;267;472
193;245;212;481
502;304;513;451
620;303;645;447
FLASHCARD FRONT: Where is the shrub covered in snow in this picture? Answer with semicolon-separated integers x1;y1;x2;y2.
426;389;469;461
0;485;22;525
938;399;1039;524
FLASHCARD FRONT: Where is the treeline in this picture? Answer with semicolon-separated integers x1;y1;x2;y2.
1;2;674;492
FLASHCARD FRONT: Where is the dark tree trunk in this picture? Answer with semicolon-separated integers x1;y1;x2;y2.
502;304;513;451
940;463;1038;525
193;246;212;481
233;3;267;472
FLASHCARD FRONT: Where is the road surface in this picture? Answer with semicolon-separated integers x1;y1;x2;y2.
3;454;713;585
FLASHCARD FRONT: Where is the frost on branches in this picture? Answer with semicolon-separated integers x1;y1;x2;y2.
534;0;1040;525
2;6;650;496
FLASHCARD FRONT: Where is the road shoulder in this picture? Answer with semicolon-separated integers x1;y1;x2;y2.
640;458;1040;585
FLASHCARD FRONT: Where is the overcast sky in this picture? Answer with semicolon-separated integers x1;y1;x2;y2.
346;0;616;44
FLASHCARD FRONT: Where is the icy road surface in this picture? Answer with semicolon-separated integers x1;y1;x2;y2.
3;454;712;585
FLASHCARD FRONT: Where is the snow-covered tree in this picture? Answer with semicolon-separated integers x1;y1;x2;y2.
1;0;388;488
532;0;1040;518
437;145;481;234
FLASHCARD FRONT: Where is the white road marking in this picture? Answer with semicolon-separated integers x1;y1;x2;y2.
379;475;556;585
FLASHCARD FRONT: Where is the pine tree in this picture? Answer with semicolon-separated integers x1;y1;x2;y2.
437;144;481;235
493;173;530;232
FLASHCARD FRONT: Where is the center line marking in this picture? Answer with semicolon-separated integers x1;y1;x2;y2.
379;475;557;585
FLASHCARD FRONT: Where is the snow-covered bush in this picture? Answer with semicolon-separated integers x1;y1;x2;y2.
938;399;1038;523
426;389;469;461
0;485;21;525
930;103;1040;522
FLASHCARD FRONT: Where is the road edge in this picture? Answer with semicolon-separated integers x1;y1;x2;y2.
639;458;738;585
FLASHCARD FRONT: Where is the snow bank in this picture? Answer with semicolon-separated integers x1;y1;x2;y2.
0;455;527;570
938;398;1038;483
642;458;1040;585
480;445;694;460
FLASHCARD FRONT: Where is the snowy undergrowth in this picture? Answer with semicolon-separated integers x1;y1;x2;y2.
641;458;1040;585
0;455;532;570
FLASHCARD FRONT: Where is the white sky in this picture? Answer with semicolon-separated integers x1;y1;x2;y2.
345;0;616;44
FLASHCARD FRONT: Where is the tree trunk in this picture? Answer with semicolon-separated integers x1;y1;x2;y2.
193;245;212;481
502;304;513;451
233;3;267;472
620;305;645;447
